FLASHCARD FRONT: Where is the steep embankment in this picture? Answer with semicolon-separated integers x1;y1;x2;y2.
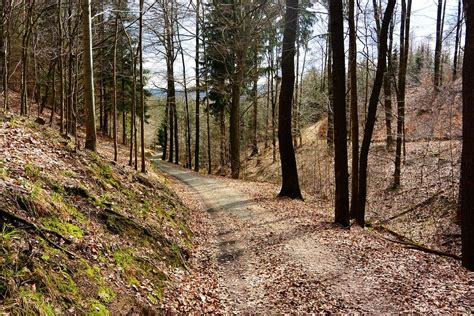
242;80;463;257
0;112;201;314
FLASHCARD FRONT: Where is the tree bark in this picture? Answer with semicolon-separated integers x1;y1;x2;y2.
277;0;302;200
81;0;97;151
461;0;474;271
139;0;145;172
356;0;396;227
251;50;259;157
326;34;334;147
195;0;200;172
112;10;119;161
329;0;349;225
453;0;462;80
384;20;395;150
393;0;412;188
434;0;445;90
349;0;359;219
230;48;243;179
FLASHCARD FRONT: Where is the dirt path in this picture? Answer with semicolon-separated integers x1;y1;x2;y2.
153;159;472;313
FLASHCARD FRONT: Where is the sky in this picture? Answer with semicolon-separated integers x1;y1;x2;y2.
143;0;462;89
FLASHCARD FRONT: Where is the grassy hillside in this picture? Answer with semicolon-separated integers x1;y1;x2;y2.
0;112;194;314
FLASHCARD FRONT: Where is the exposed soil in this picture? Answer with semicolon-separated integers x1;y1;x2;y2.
154;159;473;313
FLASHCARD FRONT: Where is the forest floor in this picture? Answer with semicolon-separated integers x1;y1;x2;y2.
154;158;473;313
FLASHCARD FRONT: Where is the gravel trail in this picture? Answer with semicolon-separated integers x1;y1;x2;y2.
153;158;473;313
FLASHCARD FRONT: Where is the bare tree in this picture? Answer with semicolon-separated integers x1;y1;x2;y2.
461;0;474;272
329;0;349;226
356;0;396;226
393;0;412;188
278;0;302;200
139;0;145;172
81;0;97;151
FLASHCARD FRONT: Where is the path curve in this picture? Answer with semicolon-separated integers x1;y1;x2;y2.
153;158;473;314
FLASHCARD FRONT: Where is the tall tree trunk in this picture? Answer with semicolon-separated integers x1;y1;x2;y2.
176;23;192;169
293;31;300;148
112;11;119;161
2;0;9;111
384;20;395;150
356;0;396;227
230;48;243;179
126;31;136;167
194;0;200;172
393;0;412;188
461;0;474;271
251;51;259;157
162;96;169;160
453;0;462;80
49;62;56;126
203;36;211;174
139;0;146;173
329;0;349;226
165;2;175;164
58;0;65;133
278;0;302;200
81;0;97;151
174;90;179;165
434;0;445;90
326;34;334;147
349;0;359;219
219;109;226;176
21;0;35;116
270;50;277;162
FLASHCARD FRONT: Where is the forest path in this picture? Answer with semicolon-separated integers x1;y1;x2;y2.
152;158;472;313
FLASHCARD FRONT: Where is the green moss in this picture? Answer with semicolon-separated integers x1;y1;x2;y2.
90;193;110;209
86;302;110;316
147;293;158;304
0;163;8;179
113;249;134;269
97;286;116;304
54;270;78;296
31;182;44;200
41;217;84;238
18;288;56;316
128;276;140;286
25;162;41;179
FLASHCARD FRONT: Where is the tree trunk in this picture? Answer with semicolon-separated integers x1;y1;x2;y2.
58;0;65;133
81;0;97;151
112;11;119;161
251;51;259;157
453;0;462;80
461;0;474;271
329;0;349;226
139;0;145;173
194;0;200;172
220;109;226;176
393;0;412;188
326;35;334;147
349;0;359;219
356;0;396;227
384;20;395;150
230;48;243;179
162;93;169;161
126;32;136;167
278;0;302;200
434;0;444;90
176;22;192;169
2;0;9;111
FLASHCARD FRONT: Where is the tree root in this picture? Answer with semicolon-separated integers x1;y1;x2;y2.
0;208;76;258
366;222;461;261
